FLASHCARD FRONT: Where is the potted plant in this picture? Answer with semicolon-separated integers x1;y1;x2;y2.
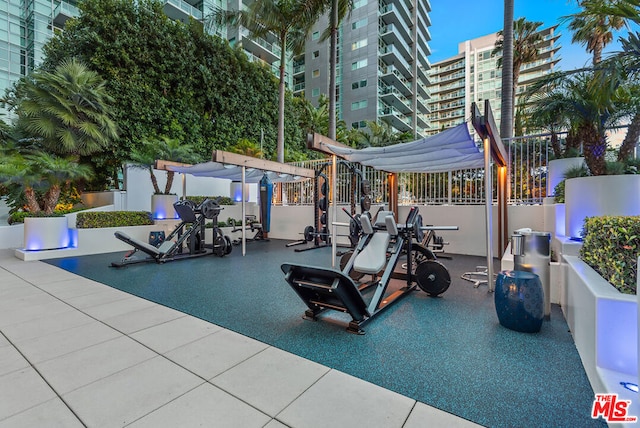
0;58;118;249
563;216;638;397
128;136;201;220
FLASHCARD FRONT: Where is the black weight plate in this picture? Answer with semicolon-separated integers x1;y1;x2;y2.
360;195;371;212
320;212;327;225
318;197;327;211
416;260;451;296
321;226;329;242
224;235;232;254
360;179;371;195
214;235;227;257
303;225;315;242
201;199;222;219
320;180;328;196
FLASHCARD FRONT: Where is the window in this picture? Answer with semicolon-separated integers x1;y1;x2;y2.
312;88;320;97
313;50;319;58
312;69;320;78
351;59;367;70
351;38;367;50
352;18;367;30
351;100;368;110
352;79;367;90
351;120;367;129
353;0;367;8
312;31;319;40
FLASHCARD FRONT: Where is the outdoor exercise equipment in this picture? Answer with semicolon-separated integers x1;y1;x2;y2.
231;215;266;244
288;163;367;251
111;198;231;267
282;206;452;334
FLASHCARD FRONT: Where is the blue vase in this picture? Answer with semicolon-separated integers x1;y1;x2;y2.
494;270;544;333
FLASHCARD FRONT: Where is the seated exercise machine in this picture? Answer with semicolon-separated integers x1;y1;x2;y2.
230;215;267;245
111;198;232;267
281;206;452;334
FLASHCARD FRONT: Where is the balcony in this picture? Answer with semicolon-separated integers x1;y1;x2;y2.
379;1;412;32
378;66;412;96
240;28;282;64
53;1;79;28
293;64;305;75
379;24;412;62
162;0;202;23
378;103;412;133
379;43;412;79
379;84;412;114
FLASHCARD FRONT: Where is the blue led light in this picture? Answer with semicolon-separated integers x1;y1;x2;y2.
620;382;638;393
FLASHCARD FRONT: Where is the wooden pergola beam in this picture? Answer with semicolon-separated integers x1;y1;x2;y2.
211;150;316;179
306;132;351;155
155;160;191;170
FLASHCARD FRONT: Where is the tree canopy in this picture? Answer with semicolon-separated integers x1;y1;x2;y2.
41;0;314;188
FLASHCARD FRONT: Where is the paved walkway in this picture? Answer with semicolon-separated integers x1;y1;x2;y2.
0;249;480;428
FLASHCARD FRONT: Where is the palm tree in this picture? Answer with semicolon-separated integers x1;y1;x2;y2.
317;0;353;140
615;33;640;160
207;0;323;163
9;59;118;157
500;0;515;139
563;0;628;66
229;138;264;158
495;17;544;131
528;71;631;175
0;152;94;214
358;120;412;148
129;136;201;194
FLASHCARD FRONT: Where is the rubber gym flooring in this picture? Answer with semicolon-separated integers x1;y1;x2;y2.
45;239;605;427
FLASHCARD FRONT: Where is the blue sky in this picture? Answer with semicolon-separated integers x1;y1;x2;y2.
428;0;636;70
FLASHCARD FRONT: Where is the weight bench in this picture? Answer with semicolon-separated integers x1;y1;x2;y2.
113;231;174;260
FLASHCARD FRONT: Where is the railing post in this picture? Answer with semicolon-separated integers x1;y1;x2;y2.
448;170;452;205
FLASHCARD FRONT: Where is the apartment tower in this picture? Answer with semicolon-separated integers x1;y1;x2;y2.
427;27;560;135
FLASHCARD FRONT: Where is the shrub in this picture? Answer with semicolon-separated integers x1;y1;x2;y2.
76;211;154;228
185;196;235;206
580;216;639;295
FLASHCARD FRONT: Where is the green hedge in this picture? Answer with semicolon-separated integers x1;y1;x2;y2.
76;211;154;228
580;216;639;294
184;196;235;206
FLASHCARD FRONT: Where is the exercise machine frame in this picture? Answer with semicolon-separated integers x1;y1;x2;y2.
282;206;451;334
111;198;231;267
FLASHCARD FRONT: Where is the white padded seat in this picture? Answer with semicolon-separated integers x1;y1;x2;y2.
353;231;391;274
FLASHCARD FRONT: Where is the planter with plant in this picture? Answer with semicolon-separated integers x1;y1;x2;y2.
563;216;638;398
129;137;202;220
0;59;118;250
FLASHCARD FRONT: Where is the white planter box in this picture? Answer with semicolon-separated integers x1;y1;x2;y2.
564;255;637;412
16;224;159;261
546;157;585;196
151;194;179;220
565;175;640;239
23;217;70;250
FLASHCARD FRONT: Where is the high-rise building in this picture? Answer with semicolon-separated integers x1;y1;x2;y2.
427;27;560;135
295;0;432;139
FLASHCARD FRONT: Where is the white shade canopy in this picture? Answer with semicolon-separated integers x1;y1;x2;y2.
319;123;483;173
166;161;307;183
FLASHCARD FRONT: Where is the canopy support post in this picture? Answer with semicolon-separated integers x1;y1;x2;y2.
483;136;494;292
242;166;246;257
331;154;337;268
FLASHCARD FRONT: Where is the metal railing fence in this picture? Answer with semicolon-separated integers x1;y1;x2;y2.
274;133;569;207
